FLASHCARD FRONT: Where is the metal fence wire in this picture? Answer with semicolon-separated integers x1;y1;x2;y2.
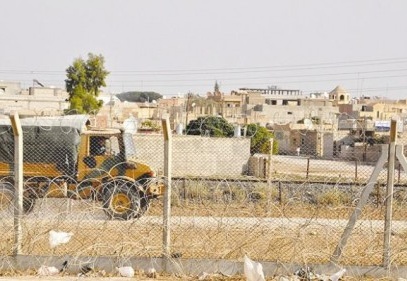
0;113;407;277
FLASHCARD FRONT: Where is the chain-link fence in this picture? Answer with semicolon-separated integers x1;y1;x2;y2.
0;113;406;278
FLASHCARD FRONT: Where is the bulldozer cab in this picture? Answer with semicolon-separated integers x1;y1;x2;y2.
77;129;125;181
90;136;108;156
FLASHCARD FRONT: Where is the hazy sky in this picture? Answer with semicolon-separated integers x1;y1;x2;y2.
1;0;407;99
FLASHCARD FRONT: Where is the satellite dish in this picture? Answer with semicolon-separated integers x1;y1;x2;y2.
304;118;313;129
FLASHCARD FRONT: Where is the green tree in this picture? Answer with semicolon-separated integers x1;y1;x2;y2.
85;53;109;96
69;85;103;114
65;53;109;113
116;91;162;102
65;58;86;100
246;123;278;154
186;116;234;137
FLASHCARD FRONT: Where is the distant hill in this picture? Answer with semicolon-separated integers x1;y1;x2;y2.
116;91;162;103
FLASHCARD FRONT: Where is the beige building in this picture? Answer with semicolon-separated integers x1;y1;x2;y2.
97;93;162;129
355;100;407;121
0;81;69;116
329;85;351;105
273;123;334;157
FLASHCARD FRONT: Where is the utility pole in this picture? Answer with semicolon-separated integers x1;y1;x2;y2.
184;92;192;134
148;96;150;120
109;93;113;127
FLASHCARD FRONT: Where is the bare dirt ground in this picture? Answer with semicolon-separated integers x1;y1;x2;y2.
0;276;202;281
0;274;392;281
1;154;405;280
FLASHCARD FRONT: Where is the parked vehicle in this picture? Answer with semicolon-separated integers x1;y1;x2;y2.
0;115;164;220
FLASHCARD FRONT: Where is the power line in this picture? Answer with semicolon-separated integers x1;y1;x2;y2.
12;71;407;89
2;56;407;97
5;67;407;86
109;57;407;74
2;57;407;76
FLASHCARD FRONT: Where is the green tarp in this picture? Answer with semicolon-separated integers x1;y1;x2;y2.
0;115;89;176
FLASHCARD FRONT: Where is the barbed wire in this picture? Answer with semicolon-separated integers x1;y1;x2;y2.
0;113;406;279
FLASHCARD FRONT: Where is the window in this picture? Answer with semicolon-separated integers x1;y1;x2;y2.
90;137;107;156
90;136;119;156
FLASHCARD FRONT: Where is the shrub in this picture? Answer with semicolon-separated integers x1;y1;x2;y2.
317;189;351;206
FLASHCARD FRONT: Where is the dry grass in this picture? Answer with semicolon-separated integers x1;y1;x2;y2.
0;273;395;280
1;176;407;280
0;199;406;267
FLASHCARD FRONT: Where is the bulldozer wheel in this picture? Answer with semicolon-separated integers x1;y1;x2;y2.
0;183;36;214
22;197;36;214
0;183;14;212
134;195;150;219
22;186;40;214
102;179;141;220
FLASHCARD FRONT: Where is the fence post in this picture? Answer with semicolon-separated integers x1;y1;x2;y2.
10;112;23;256
182;178;186;200
162;117;172;268
267;139;273;183
355;159;358;182
375;182;380;208
278;181;282;205
383;119;397;269
331;144;388;263
398;163;401;184
306;158;310;179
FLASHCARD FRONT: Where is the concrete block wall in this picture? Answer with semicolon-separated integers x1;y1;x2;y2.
134;134;251;177
247;154;268;178
339;143;383;163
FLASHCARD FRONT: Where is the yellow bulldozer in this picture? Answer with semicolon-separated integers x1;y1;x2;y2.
0;115;164;220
